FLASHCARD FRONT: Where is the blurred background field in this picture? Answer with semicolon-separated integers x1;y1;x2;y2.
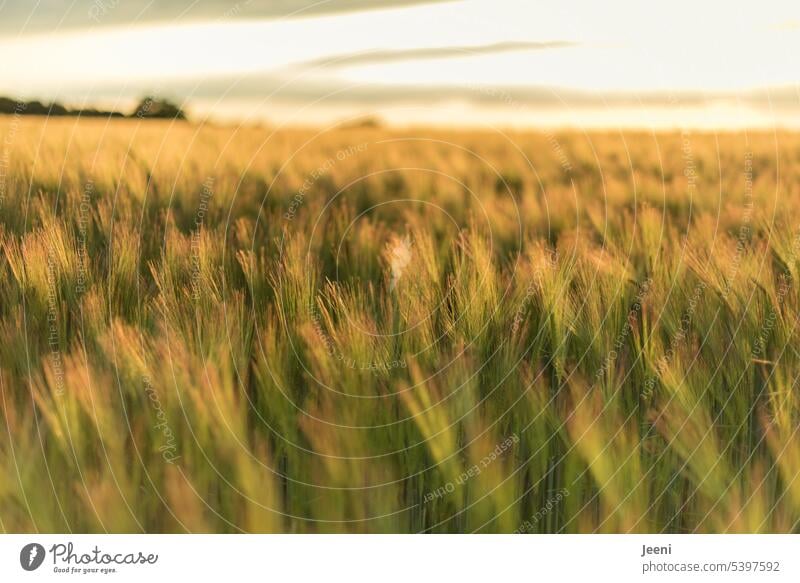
1;116;800;533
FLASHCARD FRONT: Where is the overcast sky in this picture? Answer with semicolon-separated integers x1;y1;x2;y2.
2;0;800;128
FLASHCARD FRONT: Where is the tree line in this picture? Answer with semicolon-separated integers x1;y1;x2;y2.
0;96;187;120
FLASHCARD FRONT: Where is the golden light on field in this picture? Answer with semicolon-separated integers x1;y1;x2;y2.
2;0;800;127
5;0;800;546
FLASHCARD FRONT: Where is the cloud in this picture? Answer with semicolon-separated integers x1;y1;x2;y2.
247;0;459;19
62;72;800;111
0;0;457;35
301;41;578;68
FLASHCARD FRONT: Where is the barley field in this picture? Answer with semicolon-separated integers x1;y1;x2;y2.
2;116;800;533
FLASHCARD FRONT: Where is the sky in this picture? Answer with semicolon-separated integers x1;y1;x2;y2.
1;0;800;128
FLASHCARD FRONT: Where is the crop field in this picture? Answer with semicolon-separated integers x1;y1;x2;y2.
2;117;800;533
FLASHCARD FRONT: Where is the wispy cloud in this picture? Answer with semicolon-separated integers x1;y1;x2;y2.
301;40;577;68
247;0;459;19
0;0;457;35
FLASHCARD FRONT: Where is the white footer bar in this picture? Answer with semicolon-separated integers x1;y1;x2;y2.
1;535;797;582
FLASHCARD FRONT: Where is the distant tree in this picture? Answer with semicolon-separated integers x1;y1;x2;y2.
0;97;20;114
16;100;68;116
339;116;383;129
76;108;124;118
131;96;187;120
0;95;123;117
